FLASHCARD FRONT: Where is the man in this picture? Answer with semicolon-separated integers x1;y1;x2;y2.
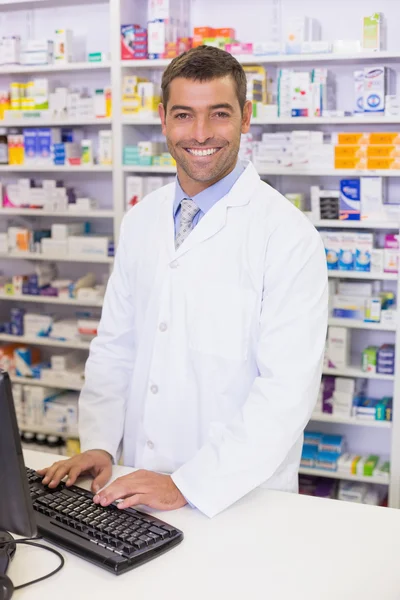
39;46;328;518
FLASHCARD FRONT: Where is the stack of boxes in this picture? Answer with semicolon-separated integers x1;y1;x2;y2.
0;31;73;66
126;175;174;208
277;68;335;118
362;344;396;376
353;66;395;116
121;75;160;118
334;132;400;171
123;140;175;167
329;280;396;326
121;24;148;60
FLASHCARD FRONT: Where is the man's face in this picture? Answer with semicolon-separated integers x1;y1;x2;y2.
159;76;252;190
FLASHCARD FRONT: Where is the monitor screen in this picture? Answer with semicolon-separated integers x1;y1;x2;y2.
0;370;37;537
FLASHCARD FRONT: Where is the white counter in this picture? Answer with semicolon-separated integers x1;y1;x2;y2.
8;450;400;599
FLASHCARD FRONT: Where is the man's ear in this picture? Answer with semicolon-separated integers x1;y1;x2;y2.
159;103;167;135
241;100;252;134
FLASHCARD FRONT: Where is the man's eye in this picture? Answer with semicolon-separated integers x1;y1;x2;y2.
215;112;229;118
176;113;190;120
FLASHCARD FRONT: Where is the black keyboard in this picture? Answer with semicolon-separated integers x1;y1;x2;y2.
25;467;183;574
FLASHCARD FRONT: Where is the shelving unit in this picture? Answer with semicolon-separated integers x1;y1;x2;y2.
11;376;83;391
310;412;392;429
18;424;79;439
0;333;91;349
1;0;400;509
298;467;389;485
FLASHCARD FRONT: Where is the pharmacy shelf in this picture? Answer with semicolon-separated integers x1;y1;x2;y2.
0;293;103;307
328;318;397;332
11;375;83;391
18;424;79;439
298;467;389;485
310;412;392;429
123;165;176;174
121;51;400;69
124;115;400;127
0;333;91;349
0;61;111;75
1;118;112;127
322;366;394;381
0;208;114;218
256;167;400;177
312;219;400;230
327;271;397;281
1;0;108;7
0;165;112;172
0;252;113;263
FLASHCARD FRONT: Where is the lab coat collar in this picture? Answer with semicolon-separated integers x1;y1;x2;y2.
164;160;260;259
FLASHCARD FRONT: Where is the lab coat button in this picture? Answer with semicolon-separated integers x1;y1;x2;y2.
147;441;154;450
150;384;159;394
170;260;179;269
159;322;168;332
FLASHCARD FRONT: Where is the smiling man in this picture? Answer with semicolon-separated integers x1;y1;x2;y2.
38;46;328;518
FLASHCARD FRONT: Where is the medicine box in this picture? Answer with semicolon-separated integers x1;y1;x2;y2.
340;179;360;221
327;326;350;369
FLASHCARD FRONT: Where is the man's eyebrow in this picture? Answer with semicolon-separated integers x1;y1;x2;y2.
170;105;194;112
169;103;235;112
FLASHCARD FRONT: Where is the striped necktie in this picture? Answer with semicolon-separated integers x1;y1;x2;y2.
175;198;200;250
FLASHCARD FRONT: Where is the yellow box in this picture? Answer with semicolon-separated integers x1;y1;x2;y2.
337;133;370;145
367;145;400;158
367;157;400;170
369;132;400;145
335;157;368;169
335;145;367;159
122;76;147;96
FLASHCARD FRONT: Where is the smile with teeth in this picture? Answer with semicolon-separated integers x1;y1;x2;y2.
186;147;220;156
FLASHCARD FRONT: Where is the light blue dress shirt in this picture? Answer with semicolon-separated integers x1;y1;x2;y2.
173;161;245;236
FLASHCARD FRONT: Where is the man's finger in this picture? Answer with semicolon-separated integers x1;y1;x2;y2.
42;461;68;485
117;494;147;510
65;465;84;487
93;476;149;506
91;463;112;494
44;464;71;487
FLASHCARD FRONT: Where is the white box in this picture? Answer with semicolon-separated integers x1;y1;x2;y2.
2;36;21;65
285;17;321;54
361;177;385;220
51;351;81;372
370;249;384;274
99;130;113;165
51;223;85;241
354;70;364;113
41;238;68;257
54;29;73;63
126;176;144;208
145;176;164;195
363;66;395;114
68;235;111;257
327;326;350;369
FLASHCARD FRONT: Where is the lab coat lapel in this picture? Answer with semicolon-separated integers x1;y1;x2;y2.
174;161;261;259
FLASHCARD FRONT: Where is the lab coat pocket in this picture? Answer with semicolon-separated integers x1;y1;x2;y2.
187;283;255;361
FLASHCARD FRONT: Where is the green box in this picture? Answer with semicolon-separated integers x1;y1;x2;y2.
362;346;378;372
364;455;379;476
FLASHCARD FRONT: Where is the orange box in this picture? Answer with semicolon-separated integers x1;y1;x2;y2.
193;27;215;47
0;344;18;374
366;145;400;158
334;157;367;170
215;28;236;38
367;157;400;170
16;230;30;251
337;133;370;145
369;132;400;145
335;145;367;159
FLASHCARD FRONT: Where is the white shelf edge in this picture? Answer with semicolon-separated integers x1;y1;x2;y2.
11;376;83;391
0;118;112;127
327;271;397;281
121;51;400;69
0;208;114;218
310;412;392;428
322;366;395;381
0;252;113;264
0;333;91;349
0;293;103;307
328;318;396;332
312;219;400;230
123;165;176;173
0;165;112;172
0;61;111;74
124;116;400;126
299;467;389;484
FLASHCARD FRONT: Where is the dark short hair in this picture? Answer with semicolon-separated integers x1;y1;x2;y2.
161;45;247;112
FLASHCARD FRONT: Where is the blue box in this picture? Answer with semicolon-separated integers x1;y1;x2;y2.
315;451;340;471
340;179;361;221
304;431;324;447
301;445;318;468
319;434;345;454
24;129;38;161
37;128;52;161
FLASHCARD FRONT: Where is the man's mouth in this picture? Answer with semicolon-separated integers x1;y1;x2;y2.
185;147;221;157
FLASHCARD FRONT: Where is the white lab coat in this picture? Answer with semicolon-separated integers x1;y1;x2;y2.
79;161;328;518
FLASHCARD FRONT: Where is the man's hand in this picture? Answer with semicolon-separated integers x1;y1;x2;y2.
37;449;113;493
93;469;187;511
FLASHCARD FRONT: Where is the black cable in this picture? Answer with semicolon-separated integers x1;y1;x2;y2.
0;536;64;590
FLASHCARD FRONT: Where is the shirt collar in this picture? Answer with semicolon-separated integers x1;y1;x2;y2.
173;160;245;217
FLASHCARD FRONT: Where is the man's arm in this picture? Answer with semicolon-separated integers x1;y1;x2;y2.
79;215;136;464
171;217;328;518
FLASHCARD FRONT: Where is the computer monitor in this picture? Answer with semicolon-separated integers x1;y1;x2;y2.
0;370;37;538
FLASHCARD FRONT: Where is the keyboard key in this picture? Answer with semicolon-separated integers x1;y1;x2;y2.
149;526;168;540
